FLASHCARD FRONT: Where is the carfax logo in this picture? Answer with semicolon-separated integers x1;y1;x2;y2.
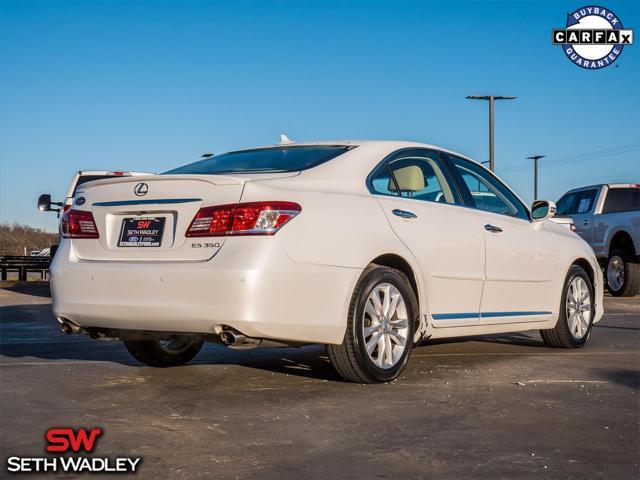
5;427;142;474
552;6;634;69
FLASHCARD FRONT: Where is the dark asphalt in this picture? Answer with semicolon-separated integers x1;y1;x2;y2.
0;285;638;479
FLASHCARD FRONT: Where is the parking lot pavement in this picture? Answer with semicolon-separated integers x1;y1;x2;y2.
0;285;638;479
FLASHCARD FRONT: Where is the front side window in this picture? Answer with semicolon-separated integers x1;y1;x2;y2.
163;146;352;175
556;192;578;215
602;187;640;214
449;156;529;220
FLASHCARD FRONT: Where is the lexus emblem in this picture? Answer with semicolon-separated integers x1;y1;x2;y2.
134;183;149;196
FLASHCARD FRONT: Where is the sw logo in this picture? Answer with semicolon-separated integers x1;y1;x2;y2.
5;427;141;474
46;427;103;453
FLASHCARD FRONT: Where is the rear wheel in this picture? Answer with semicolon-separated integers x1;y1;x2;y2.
327;266;417;383
606;249;640;297
540;265;594;348
123;336;203;367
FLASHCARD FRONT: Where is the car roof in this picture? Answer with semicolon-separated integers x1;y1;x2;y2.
257;140;477;162
242;140;531;206
561;183;640;196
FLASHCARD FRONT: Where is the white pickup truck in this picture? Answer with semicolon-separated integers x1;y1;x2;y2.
556;184;640;296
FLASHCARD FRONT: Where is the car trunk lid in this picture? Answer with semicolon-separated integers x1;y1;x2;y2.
70;173;297;261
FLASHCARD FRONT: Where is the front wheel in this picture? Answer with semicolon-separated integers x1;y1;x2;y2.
123;336;204;367
540;265;594;348
327;266;417;383
606;249;640;297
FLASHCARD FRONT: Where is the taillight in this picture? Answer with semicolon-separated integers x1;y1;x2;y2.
186;201;301;237
62;204;71;213
61;209;99;239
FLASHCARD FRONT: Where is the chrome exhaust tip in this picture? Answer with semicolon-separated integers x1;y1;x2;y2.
59;319;82;335
220;330;247;346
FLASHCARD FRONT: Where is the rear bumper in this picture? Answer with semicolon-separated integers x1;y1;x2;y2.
50;238;361;344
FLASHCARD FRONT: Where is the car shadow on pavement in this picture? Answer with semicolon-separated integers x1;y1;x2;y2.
0;302;342;380
425;331;546;348
602;369;640;390
0;284;51;298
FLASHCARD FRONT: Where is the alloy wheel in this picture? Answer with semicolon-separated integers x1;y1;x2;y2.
362;283;409;369
566;276;592;340
607;255;625;292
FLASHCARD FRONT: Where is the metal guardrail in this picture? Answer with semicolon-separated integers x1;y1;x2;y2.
0;256;51;281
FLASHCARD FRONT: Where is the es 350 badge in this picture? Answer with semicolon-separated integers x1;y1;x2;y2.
552;6;634;69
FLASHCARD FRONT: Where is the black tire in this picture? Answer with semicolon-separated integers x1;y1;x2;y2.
123;336;203;367
327;265;418;383
540;265;594;348
606;249;640;297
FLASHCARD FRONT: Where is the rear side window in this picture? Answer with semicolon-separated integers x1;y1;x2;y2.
163;146;352;175
369;166;397;196
387;156;455;203
575;189;598;213
602;188;640;214
368;149;456;204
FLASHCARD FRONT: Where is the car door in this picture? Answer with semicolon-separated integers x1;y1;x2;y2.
447;155;558;324
370;149;486;327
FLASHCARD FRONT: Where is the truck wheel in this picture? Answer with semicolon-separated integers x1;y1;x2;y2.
540;265;594;348
327;266;417;383
123;336;203;367
607;249;640;297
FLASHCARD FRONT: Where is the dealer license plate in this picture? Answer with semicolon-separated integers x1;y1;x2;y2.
118;217;165;247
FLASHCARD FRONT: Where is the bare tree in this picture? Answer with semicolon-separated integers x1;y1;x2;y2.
0;223;58;256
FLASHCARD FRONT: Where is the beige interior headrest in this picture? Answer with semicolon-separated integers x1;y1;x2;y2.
388;165;425;192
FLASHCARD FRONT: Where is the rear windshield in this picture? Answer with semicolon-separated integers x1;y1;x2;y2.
162;146;352;175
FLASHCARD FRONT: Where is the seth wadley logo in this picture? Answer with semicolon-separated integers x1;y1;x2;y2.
552;6;634;69
5;428;142;474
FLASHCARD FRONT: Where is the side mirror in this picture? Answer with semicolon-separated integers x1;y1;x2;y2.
38;194;52;211
531;200;557;221
38;194;61;212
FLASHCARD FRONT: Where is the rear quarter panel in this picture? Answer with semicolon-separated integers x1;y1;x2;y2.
591;211;640;259
240;178;413;269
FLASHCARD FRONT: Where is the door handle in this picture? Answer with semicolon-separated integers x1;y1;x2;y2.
484;224;503;233
582;220;591;225
392;209;417;219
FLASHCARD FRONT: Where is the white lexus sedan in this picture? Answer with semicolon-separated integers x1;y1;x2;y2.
50;141;604;383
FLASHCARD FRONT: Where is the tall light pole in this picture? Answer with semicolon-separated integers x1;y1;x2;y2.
466;95;517;172
526;155;546;200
